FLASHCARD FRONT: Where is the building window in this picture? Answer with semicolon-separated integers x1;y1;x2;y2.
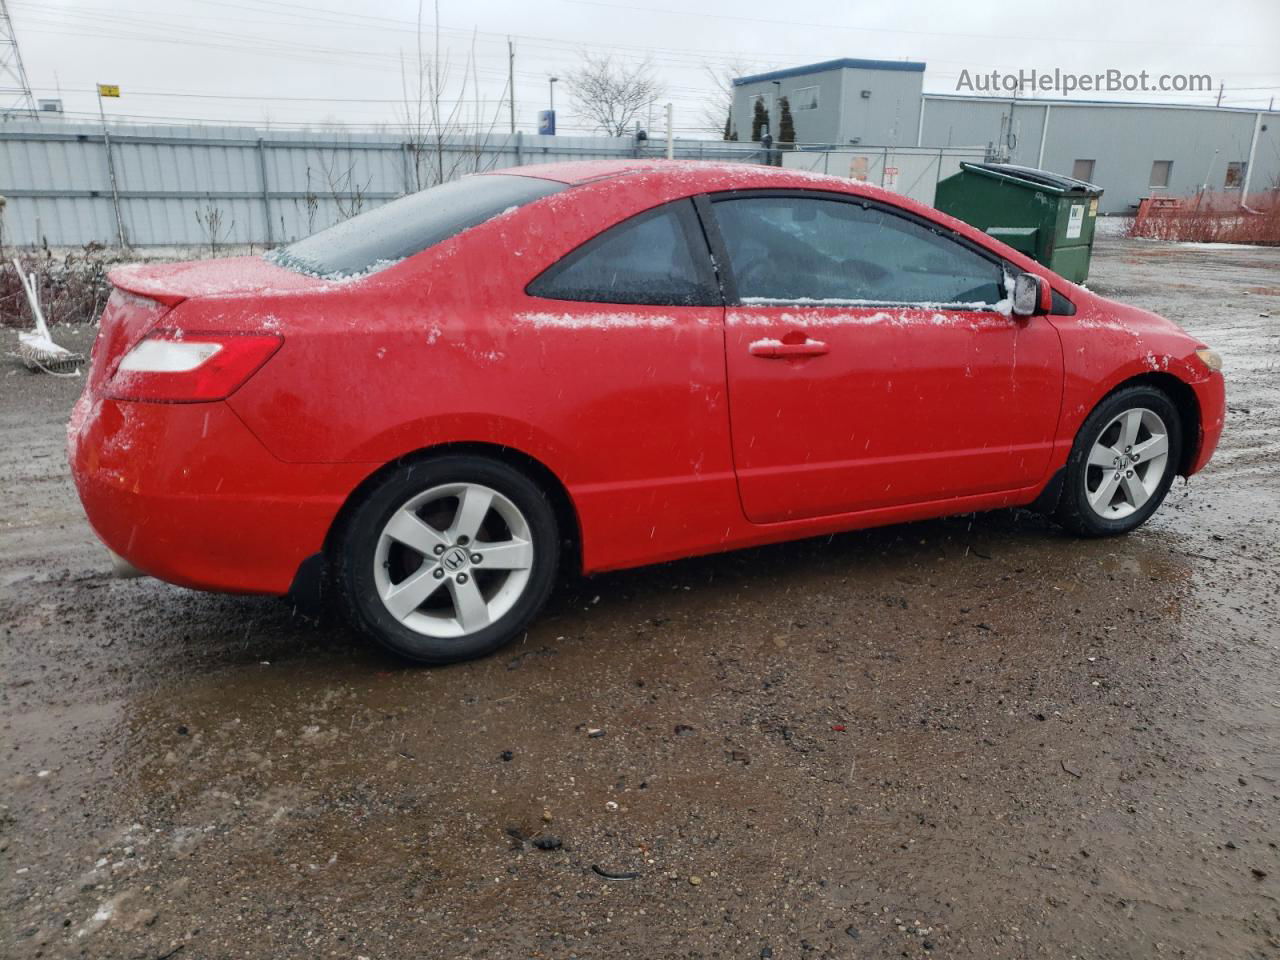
1149;160;1172;189
1224;162;1247;189
1071;159;1096;182
792;85;819;111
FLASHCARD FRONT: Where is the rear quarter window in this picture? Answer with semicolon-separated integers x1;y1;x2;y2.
526;200;719;307
268;174;566;279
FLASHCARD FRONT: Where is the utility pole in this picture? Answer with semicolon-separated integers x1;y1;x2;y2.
0;0;37;119
1007;80;1019;159
507;38;515;135
665;102;673;159
1239;110;1263;208
96;84;127;249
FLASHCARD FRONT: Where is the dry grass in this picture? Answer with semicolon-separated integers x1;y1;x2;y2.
1;245;155;329
1129;191;1280;245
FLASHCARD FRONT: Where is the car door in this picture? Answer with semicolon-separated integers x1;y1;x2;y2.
703;190;1064;524
517;197;737;570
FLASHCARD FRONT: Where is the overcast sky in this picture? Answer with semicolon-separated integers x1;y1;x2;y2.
12;0;1280;136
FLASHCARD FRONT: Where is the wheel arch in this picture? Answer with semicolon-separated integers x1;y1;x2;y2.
1094;372;1201;476
323;441;584;575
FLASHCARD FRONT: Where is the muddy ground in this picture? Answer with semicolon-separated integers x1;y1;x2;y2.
2;237;1278;960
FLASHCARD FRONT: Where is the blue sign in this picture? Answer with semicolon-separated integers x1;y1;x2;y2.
538;110;556;136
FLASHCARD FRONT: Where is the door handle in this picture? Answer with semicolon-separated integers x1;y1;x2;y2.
749;338;829;359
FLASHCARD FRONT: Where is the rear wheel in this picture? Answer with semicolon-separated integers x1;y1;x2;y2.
334;456;559;664
1055;385;1182;537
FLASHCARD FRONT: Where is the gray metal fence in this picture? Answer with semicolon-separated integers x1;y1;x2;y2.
0;121;771;248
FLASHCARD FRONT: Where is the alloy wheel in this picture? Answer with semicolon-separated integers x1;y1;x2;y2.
373;482;534;638
1083;407;1170;520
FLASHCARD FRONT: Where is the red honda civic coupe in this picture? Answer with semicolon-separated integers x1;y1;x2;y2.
69;159;1225;663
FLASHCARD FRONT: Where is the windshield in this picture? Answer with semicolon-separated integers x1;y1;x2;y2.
268;173;566;279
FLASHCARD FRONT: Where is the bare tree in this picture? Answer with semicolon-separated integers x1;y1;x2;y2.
319;150;373;220
301;166;320;233
193;204;234;256
698;60;755;139
399;0;510;191
567;54;664;138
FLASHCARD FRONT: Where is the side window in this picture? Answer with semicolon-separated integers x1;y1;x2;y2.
711;195;1005;307
527;200;718;306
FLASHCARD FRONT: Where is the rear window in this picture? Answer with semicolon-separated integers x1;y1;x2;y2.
268;174;566;279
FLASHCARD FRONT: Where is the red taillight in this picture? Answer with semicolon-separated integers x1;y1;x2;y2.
106;330;282;403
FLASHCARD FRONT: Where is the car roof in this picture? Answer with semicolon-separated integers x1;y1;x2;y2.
486;158;864;191
477;158;1062;292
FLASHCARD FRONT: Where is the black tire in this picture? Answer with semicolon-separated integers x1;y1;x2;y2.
1055;384;1182;537
333;455;560;664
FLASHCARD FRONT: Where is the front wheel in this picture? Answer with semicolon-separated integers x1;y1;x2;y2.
334;455;560;664
1055;385;1183;537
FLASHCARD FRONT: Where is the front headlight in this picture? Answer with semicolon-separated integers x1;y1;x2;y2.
1195;348;1223;373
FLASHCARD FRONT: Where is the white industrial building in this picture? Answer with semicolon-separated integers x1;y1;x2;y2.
731;59;1278;214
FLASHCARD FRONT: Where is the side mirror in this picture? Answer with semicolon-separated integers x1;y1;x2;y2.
1012;273;1047;318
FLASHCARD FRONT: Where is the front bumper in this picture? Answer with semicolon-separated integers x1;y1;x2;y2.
68;392;374;595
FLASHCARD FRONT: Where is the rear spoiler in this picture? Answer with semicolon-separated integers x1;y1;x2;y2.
106;265;189;308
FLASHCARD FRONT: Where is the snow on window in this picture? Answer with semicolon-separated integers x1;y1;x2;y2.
514;311;678;330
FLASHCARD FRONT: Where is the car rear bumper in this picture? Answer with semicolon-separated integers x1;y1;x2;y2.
1188;370;1226;476
67;392;373;595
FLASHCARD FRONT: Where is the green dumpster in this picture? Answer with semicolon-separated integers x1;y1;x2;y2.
933;163;1103;283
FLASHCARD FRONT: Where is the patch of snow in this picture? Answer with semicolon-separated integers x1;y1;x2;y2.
739;295;1002;311
450;342;506;363
263;251;404;282
1075;314;1140;337
112;289;165;311
1174;241;1264;250
1094;217;1132;238
728;309;1012;331
78;895;125;938
515;311;677;330
994;271;1016;317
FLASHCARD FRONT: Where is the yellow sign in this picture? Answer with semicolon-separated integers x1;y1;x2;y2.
97;84;120;98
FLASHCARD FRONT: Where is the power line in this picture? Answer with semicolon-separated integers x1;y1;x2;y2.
42;103;721;135
564;0;1278;50
14;0;1280;130
32;86;516;104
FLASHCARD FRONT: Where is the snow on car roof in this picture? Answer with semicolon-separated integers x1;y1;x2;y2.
488;158;862;190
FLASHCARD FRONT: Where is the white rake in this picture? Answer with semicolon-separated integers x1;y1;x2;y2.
11;258;84;376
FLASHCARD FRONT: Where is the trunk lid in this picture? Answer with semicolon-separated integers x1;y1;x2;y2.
107;254;325;304
91;255;323;393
